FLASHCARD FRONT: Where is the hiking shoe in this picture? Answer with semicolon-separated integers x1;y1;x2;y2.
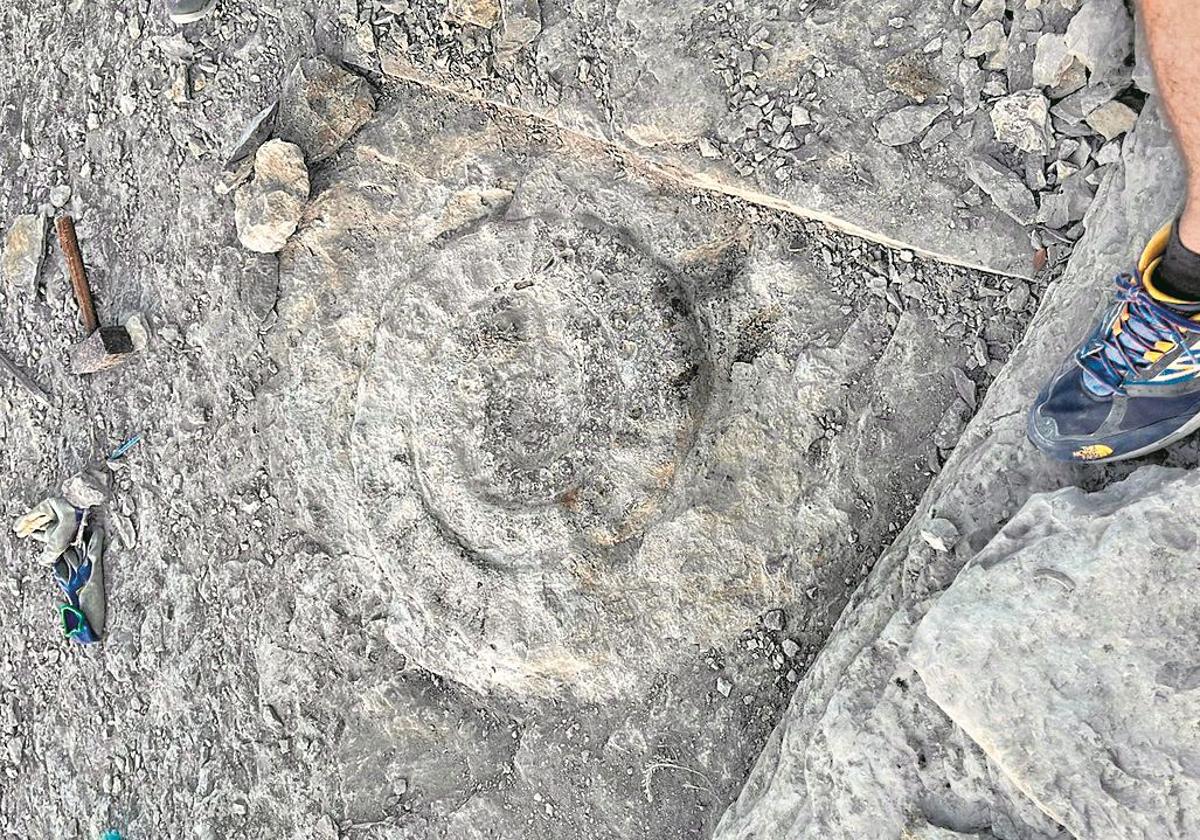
1029;223;1200;463
164;0;216;23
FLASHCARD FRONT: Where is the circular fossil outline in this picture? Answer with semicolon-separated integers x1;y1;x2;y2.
351;217;708;569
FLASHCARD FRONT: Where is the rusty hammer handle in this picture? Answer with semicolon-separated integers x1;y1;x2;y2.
56;215;99;334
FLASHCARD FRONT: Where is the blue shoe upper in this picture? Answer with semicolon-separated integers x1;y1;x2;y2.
1036;366;1112;437
1030;263;1200;462
1076;272;1200;396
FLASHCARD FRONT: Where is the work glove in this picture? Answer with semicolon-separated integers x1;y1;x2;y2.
13;497;82;565
53;527;106;644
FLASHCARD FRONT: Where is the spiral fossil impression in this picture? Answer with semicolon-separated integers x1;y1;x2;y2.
352;218;708;568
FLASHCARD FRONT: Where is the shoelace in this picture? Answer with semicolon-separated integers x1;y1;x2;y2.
1077;271;1200;396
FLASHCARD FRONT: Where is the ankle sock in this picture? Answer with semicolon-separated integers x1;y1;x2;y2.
1152;223;1200;303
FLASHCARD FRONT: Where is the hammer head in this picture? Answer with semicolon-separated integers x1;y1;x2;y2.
71;327;134;375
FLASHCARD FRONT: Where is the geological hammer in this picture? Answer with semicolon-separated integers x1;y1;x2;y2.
56;216;133;375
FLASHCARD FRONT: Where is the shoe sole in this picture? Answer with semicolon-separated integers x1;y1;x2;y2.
1028;404;1200;464
169;0;217;23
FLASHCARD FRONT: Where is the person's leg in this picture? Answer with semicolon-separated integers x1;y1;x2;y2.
1140;0;1200;300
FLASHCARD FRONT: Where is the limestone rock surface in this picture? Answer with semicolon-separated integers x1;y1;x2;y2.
260;84;966;700
379;0;1037;276
905;825;999;840
715;99;1184;840
494;0;541;56
276;57;376;164
234;139;309;254
254;553;518;822
913;466;1200;840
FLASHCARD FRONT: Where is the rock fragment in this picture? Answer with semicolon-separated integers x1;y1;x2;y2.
123;312;151;352
919;121;953;151
276;58;376;164
1065;0;1134;82
950;367;977;410
919;517;960;553
966;156;1037;225
494;0;541;57
1051;80;1127;124
958;59;986;113
49;185;72;208
876;104;947;147
981;74;1008;98
964;20;1007;68
990;90;1052;154
1086;100;1138;141
1132;9;1156;95
1005;27;1038;93
1031;33;1072;88
966;0;1005;31
1038;172;1096;229
2;214;46;291
1095;140;1122;165
446;0;500;27
234;140;310;254
763;609;786;632
225;101;279;170
1005;281;1031;312
62;468;112;509
1047;58;1088;98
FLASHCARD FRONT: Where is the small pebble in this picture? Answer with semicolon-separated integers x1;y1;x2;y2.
1005;282;1031;312
49;185;72;207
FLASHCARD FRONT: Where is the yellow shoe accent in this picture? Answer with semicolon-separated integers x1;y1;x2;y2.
1073;443;1114;461
1139;222;1173;274
1139;221;1200;309
1141;257;1193;304
1143;339;1178;362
